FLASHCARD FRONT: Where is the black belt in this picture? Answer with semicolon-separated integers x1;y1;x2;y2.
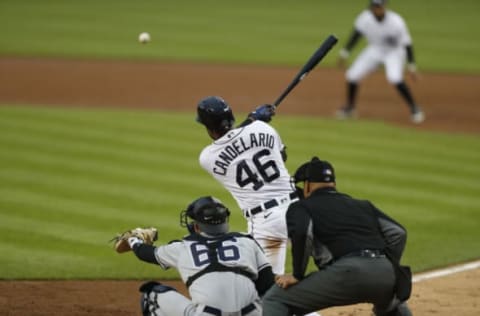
340;249;386;260
203;302;256;316
245;192;298;218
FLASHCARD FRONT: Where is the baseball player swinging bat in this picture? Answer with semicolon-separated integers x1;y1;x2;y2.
274;34;338;107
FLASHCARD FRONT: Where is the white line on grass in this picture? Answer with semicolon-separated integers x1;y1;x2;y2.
412;259;480;283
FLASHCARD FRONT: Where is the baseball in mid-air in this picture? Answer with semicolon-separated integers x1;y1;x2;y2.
138;32;151;44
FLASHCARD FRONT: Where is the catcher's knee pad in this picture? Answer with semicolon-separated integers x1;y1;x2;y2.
139;281;176;294
139;281;177;316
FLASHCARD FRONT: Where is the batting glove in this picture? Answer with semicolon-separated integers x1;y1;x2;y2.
248;104;276;122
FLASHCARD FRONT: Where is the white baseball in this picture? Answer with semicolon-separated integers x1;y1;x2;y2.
138;32;151;44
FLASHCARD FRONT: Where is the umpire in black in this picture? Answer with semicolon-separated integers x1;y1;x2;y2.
262;157;413;316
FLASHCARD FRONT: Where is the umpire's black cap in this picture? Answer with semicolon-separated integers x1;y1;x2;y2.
294;157;336;183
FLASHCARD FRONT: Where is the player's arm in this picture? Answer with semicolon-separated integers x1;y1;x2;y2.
280;146;287;162
339;28;362;60
398;16;417;74
128;237;158;264
131;243;158;264
129;238;180;268
286;204;313;280
237;104;276;127
249;235;276;295
405;45;416;72
255;265;275;296
370;202;407;263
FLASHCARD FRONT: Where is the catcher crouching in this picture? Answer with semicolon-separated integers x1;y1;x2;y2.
111;196;274;316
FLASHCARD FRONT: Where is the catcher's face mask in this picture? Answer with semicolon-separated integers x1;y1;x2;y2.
180;209;195;234
180;196;230;235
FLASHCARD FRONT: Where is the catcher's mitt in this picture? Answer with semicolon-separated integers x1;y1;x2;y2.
110;227;158;253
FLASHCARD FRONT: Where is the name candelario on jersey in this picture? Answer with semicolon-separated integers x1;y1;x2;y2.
213;132;275;175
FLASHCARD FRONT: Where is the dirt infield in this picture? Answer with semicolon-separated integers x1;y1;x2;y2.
1;57;479;134
0;57;479;315
0;265;479;315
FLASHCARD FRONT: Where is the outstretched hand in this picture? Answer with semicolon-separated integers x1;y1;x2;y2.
407;63;419;82
337;48;349;69
248;104;276;123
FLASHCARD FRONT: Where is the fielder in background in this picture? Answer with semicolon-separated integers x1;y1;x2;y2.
196;97;296;276
263;157;413;316
337;0;425;124
119;196;274;316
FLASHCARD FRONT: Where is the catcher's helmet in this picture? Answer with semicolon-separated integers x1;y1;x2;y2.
196;96;235;133
181;196;231;235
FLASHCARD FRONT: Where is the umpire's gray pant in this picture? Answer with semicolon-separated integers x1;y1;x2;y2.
262;256;407;316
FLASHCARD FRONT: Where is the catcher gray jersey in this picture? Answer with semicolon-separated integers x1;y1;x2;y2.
153;233;269;314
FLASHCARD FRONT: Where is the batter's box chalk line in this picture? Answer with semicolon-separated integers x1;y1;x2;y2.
412;259;480;283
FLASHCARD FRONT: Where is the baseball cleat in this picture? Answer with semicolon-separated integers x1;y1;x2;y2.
411;107;425;124
335;106;356;120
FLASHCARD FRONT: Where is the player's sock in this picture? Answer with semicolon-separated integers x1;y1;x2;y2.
346;82;358;110
395;82;417;112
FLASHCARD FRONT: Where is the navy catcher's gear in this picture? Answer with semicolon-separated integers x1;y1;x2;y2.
181;196;231;235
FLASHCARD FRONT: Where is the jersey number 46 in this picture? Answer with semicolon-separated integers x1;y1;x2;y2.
236;149;280;191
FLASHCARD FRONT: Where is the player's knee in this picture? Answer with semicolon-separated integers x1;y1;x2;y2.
262;284;281;302
387;74;403;85
139;281;177;316
346;69;362;83
345;71;356;82
139;281;177;294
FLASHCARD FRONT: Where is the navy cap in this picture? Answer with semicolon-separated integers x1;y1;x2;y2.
294;157;335;183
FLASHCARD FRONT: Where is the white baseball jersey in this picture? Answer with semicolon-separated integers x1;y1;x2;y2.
153;233;269;312
355;9;412;51
347;9;412;83
199;120;294;211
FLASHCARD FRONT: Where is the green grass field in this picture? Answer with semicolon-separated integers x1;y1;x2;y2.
1;106;479;279
0;0;479;73
0;0;479;280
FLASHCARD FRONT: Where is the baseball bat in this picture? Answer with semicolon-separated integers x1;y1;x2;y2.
273;34;338;107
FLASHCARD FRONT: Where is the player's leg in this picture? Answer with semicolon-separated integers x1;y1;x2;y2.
384;52;425;123
247;203;291;274
337;47;380;118
139;281;192;316
345;81;358;112
263;257;395;316
254;237;287;275
249;207;322;316
396;82;425;123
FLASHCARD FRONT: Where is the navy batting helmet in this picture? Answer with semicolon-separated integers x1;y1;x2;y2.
370;0;386;6
196;96;235;133
180;196;231;235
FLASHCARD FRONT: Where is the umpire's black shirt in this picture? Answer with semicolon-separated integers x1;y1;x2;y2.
287;186;399;280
